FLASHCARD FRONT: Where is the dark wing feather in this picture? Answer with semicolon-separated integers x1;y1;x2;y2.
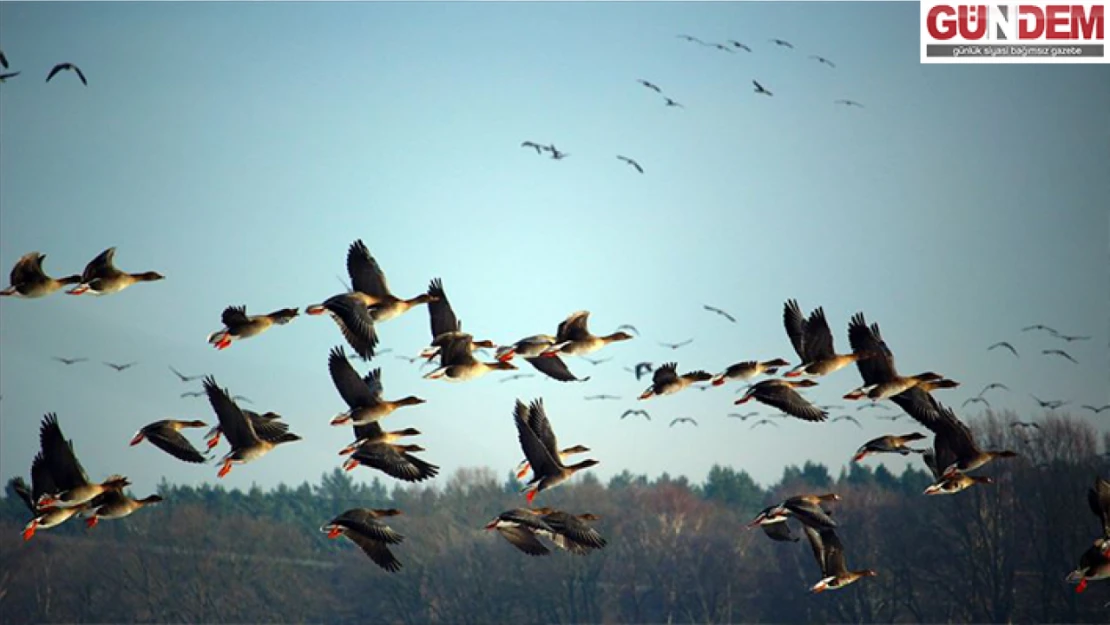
783;500;837;529
496;525;551;556
526;399;561;462
342;531;402;572
72;65;87;85
761;521;799;542
756;383;828;422
39;413;90;490
525;356;588;382
847;313;898;384
352;421;384;444
818;528;850;576
220;305;250;327
346;240;391;298
45;64;64;82
81;247;117;282
324;295;379;361
202;377;258;449
246;413;291;442
332;511;405;544
1088;477;1110;537
542;512;607;550
438;332;477;366
804;307;837;361
513;401;561;477
9;477;34;512
146;428;207;463
802;525;828;576
328;346;379;408
11;253;47;285
426;278;459;340
929;404;981;463
498;509;556;533
783;299;808;360
890;387;944;428
350;444;439;482
652;362;679;387
556;312;591;342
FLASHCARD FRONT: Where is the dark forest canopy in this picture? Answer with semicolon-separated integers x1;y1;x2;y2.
1;412;1108;624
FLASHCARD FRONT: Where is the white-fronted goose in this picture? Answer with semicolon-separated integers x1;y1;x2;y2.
129;419;209;463
540;311;634;357
35;413;131;509
419;278;496;360
342;441;439;482
852;433;928;462
905;400;1018;481
782;300;869;378
735;379;827;422
495;333;589;382
747;493;840;530
203;376;301;478
9;454;88;541
844;313;959;401
639;362;712;399
344;239;435;322
322;508;405;573
67;247;164;296
515;444;590;481
207;305;299;350
486;508;557;556
513;398;599;504
204;409;289;451
83;491;164;528
328;346;425;426
0;252;80;298
423;331;518;381
710;358;790;386
802;526;877;593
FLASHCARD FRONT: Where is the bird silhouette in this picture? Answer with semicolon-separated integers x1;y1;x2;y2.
1022;324;1060;336
630;362;653;380
728;412;758;421
103;361;138;372
670;417;698;427
752;80;773;96
750;419;779;430
1031;394;1068;409
1081;405;1110;414
703;305;736;323
581;356;612;366
980;383;1010;395
834;99;864;108
658;339;693;350
637;79;662;93
663;97;684;108
876;414;905;421
728;40;752;52
181;391;205;398
585;394;621;401
0;50;7;69
768;38;794;48
53;357;88;365
1011;421;1041;430
1057;334;1091;342
620;409;651;421
617;155;644;174
962;396;991;409
616;324;640;336
831;415;862;428
520;141;544;155
809;55;836;67
46;62;87;85
1042;349;1078;364
857;403;883;411
0;71;20;83
987;342;1019;357
170;366;205;382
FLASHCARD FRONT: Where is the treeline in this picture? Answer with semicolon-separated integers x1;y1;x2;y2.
1;411;1108;624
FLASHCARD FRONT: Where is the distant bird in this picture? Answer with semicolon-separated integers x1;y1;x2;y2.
321;508;405;573
500;374;536;383
1022;324;1060;336
0;71;20;83
962;397;990;409
736;379;827;422
663;97;684;108
1;251;81;298
750;419;779;430
615;324;640;336
728;40;752;52
52;357;87;366
832;415;862;429
169;366;204;383
677;34;707;44
637;79;662;93
752;80;773;96
181;391;205;399
1057;334;1091;342
103;362;137;372
521;141;544;155
129;420;209;464
395;354;421;364
1082;405;1110;414
809;55;836;67
876;414;905;421
1043;349;1079;364
728;412;758;421
818;404;844;411
980;383;1010;395
834;99;864;108
858;403;884;411
1031;394;1068;410
513;398;599;504
549;146;570;160
620;409;651;421
617;155;644;174
768;38;794;48
585;394;621;401
639;362;713;400
46;62;87;86
579;357;612;367
658;339;693;350
631;362;653;380
669;417;698;428
1011;421;1041;431
0;50;7;68
988;342;1019;357
703;305;736;323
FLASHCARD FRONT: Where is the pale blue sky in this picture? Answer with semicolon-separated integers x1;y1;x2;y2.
1;1;1107;496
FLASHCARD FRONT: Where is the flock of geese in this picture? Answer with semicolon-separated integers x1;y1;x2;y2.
3;238;1105;595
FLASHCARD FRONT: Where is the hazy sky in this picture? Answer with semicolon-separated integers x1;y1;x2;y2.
1;1;1107;497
